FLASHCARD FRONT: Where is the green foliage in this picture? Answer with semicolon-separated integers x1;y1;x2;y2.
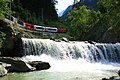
0;0;13;17
97;1;120;30
98;0;120;26
0;31;6;48
67;0;120;41
95;0;120;41
68;6;100;40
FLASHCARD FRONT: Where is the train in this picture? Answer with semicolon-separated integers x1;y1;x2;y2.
4;15;68;33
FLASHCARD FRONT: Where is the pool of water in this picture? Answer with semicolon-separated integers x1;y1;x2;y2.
0;70;118;80
1;55;120;80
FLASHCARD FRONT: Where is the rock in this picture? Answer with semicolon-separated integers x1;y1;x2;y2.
102;78;109;80
0;63;8;77
109;76;120;80
102;70;120;80
0;57;34;72
0;19;23;57
118;70;120;76
88;40;96;44
1;62;11;70
61;37;69;42
35;62;50;70
29;61;51;70
0;58;50;72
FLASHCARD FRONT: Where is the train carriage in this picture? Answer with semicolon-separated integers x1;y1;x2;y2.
57;28;68;33
34;25;46;32
24;22;35;31
3;14;68;33
45;27;58;33
4;15;17;24
17;20;26;28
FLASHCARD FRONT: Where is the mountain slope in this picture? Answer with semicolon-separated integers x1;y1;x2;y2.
61;5;73;20
60;0;98;20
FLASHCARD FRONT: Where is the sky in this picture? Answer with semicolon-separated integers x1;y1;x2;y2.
55;0;74;14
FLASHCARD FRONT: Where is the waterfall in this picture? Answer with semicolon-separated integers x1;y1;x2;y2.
22;38;120;63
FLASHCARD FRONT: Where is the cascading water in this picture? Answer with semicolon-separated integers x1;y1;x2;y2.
22;38;120;63
19;38;120;80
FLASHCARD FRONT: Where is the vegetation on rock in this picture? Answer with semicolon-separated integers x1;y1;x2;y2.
0;0;12;16
0;0;12;49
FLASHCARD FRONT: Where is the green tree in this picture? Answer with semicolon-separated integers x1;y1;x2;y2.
0;0;13;17
68;6;100;40
97;0;120;33
0;0;11;48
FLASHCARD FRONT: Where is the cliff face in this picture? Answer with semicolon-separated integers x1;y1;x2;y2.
0;20;23;57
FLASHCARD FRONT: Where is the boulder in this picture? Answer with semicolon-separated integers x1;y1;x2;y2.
61;37;69;42
109;76;120;80
0;63;8;77
0;57;35;72
102;70;120;80
118;70;120;76
1;62;11;70
102;78;109;80
29;61;51;70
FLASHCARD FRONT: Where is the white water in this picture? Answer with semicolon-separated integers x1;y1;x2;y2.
21;38;120;80
22;38;120;63
21;54;120;72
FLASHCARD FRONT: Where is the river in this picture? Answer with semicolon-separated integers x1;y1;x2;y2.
1;38;120;80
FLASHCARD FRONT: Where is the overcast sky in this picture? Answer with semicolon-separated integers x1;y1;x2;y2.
55;0;74;14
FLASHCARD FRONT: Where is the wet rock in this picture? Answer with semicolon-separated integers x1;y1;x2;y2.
88;40;96;44
109;76;120;80
102;77;120;80
102;70;120;80
0;57;51;73
0;20;23;57
1;62;11;70
54;39;61;42
0;63;8;77
61;37;69;42
0;57;34;72
102;78;109;80
118;70;120;76
29;61;51;70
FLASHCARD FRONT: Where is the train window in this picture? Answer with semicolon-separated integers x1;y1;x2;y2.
5;14;14;21
17;20;24;26
48;28;57;31
10;16;14;22
36;27;44;30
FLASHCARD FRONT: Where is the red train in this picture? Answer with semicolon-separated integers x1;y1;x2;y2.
4;15;17;24
24;22;35;31
57;28;68;33
17;20;25;28
44;27;58;33
34;25;46;32
4;15;68;33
